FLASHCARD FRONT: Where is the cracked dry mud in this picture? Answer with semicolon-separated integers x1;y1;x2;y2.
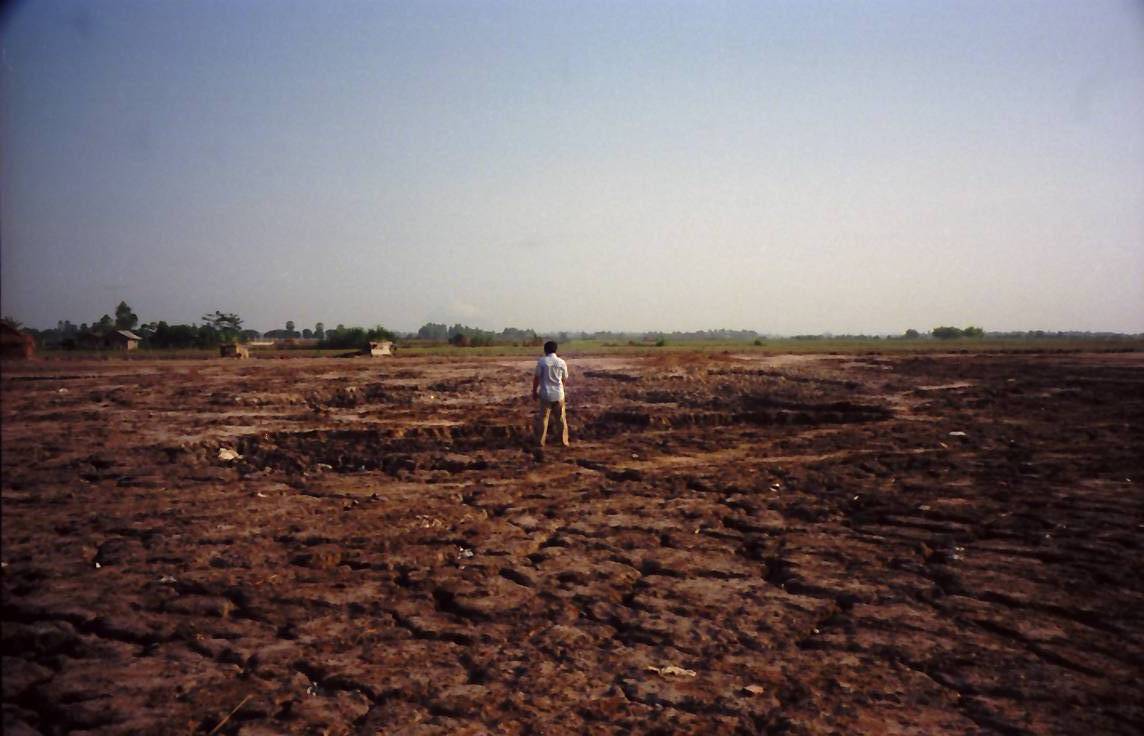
2;351;1142;735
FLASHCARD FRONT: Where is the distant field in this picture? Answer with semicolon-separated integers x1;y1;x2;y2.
309;337;1144;357
290;336;1139;357
27;337;1143;360
544;337;1142;356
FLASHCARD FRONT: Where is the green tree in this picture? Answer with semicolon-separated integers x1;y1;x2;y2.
114;301;138;330
417;322;448;341
367;324;395;341
97;314;114;331
500;327;540;346
445;323;494;346
202;311;243;343
932;326;964;340
963;325;985;338
1;316;22;330
320;325;368;349
147;321;200;349
314;322;325;339
286;320;295;333
904;328;920;339
196;325;222;348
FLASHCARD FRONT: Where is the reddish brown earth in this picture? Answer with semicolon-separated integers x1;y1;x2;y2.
2;351;1142;735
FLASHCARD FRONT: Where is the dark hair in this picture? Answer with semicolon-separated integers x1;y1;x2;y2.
544;341;557;355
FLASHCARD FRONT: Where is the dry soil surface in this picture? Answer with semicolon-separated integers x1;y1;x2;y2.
2;351;1142;735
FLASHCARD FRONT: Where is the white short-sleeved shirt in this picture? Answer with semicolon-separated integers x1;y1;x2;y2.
535;354;569;402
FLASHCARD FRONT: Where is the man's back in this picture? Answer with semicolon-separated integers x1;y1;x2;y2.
535;353;568;402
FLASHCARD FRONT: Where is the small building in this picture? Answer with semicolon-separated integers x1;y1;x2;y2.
106;330;142;351
219;343;250;359
0;323;35;359
364;340;394;357
76;329;141;351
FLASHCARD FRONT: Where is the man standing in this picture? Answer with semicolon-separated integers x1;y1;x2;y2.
532;341;569;447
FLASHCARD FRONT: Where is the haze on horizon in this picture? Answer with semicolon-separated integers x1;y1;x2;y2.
2;0;1142;336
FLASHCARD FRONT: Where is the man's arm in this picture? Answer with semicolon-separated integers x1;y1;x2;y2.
531;374;539;400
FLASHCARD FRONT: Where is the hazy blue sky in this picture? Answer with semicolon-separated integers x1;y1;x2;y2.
2;0;1142;334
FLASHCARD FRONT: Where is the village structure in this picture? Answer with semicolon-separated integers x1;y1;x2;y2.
365;340;394;357
219;343;251;359
0;323;36;359
76;329;142;351
6;321;406;360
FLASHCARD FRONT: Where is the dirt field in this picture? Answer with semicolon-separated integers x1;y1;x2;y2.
2;351;1142;735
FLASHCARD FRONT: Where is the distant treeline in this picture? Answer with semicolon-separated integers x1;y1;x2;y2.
414;323;540;347
595;329;761;343
981;330;1140;339
6;304;1141;351
14;303;400;351
797;328;1141;341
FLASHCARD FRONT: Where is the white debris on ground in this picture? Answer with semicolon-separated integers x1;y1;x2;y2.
646;665;697;678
